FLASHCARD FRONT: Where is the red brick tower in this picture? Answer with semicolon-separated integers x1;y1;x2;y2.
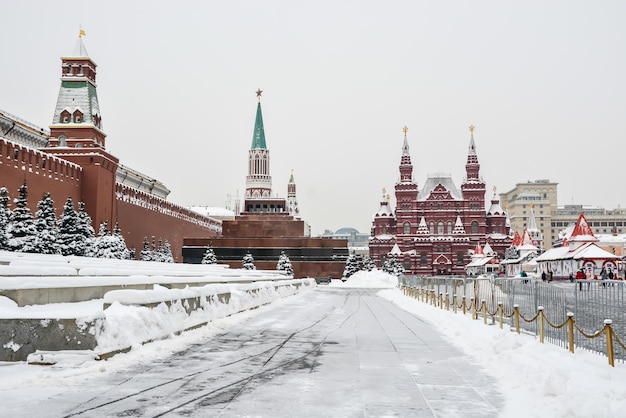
44;31;119;229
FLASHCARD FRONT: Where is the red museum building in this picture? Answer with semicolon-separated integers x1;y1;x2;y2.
369;126;513;275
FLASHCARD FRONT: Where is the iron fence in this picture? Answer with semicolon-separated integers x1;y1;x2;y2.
399;275;626;363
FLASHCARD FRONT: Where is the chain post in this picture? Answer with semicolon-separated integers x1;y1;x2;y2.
453;294;458;314
538;306;544;344
514;304;520;334
604;320;615;367
462;296;467;315
439;292;443;309
567;312;575;353
498;302;503;329
482;299;487;324
471;297;476;319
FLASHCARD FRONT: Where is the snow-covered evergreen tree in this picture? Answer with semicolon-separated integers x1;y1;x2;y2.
201;244;217;264
276;251;294;275
58;196;80;255
161;239;174;263
343;253;360;278
382;256;405;277
139;236;152;261
76;201;95;256
33;192;60;254
242;252;256;270
112;222;131;260
0;187;10;250
362;256;375;272
6;183;37;253
89;220;130;259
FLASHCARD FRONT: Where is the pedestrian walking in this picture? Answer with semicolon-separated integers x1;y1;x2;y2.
575;269;585;291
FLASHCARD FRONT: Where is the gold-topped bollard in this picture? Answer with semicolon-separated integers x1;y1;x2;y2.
453;294;458;314
439;292;443;309
567;312;575;353
514;304;520;334
445;292;450;311
482;299;487;324
498;302;503;329
604;319;615;367
538;306;544;343
462;296;467;315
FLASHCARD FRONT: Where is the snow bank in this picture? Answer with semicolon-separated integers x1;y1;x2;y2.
330;270;399;288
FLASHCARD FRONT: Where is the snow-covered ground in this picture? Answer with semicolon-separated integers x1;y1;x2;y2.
0;268;624;417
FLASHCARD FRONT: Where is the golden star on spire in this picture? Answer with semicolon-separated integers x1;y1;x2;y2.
256;89;263;102
469;125;475;133
403;126;409;136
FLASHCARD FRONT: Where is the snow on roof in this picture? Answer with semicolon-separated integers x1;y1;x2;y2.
418;174;463;201
536;242;619;262
569;213;598;242
189;206;235;218
466;256;497;267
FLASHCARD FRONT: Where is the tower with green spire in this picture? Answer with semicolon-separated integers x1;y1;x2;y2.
48;29;106;149
45;30;119;233
245;89;273;200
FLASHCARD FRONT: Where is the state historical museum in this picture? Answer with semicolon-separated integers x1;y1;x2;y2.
369;127;512;275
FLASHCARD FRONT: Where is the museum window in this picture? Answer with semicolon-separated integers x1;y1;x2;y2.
429;222;434;235
457;253;464;266
471;221;479;234
437;222;444;235
447;221;452;234
420;252;427;267
403;222;410;234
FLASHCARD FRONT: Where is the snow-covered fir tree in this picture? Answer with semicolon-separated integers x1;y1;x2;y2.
160;239;174;263
33;192;60;254
343;253;361;278
382;256;405;277
6;183;37;253
139;236;152;261
242;253;256;270
112;222;131;260
362;256;375;272
0;187;10;250
76;201;95;255
58;196;81;256
201;244;217;264
88;220;130;259
138;235;172;262
276;251;294;275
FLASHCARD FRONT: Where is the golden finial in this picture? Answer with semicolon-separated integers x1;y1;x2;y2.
402;126;409;136
256;89;263;102
493;185;497;193
79;26;86;38
382;187;386;198
469;125;475;133
386;194;391;202
530;203;534;209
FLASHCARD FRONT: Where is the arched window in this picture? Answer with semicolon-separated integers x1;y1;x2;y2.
429;222;434;235
403;222;410;234
447;222;452;234
382;226;387;234
437;222;444;235
58;136;67;147
471;221;479;234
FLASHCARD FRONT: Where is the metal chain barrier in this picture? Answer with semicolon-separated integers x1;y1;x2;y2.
574;323;606;339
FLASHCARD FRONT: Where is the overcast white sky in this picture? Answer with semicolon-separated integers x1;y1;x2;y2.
1;1;625;236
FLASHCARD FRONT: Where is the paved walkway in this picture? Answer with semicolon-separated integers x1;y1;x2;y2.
1;288;504;417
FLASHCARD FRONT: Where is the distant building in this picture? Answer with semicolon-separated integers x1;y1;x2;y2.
321;227;370;256
369;126;512;276
501;181;626;248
